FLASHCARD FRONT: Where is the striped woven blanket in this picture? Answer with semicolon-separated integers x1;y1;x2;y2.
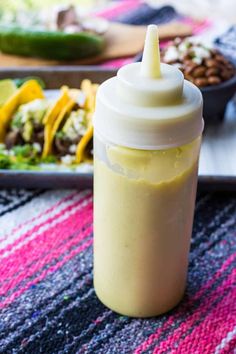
0;190;235;353
0;2;235;353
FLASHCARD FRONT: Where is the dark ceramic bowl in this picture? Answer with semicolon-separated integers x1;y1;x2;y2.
201;74;236;124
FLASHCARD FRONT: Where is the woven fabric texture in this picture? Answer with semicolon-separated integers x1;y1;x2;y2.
0;3;235;354
0;189;235;354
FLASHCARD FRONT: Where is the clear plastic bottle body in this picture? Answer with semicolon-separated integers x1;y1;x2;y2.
93;131;201;317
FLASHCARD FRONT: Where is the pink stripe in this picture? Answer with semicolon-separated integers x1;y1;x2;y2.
1;238;93;309
0;191;79;243
153;268;236;353
0;200;92;295
0;192;91;257
94;0;141;20
170;272;236;354
1;221;92;299
182;18;212;35
1;221;92;296
134;252;236;353
101;57;133;69
0;199;92;295
0;194;91;278
0;211;92;301
0;206;92;296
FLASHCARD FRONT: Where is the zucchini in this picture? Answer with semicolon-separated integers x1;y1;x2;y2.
0;26;104;60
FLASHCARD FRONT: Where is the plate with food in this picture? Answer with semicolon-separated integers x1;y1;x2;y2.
0;74;98;188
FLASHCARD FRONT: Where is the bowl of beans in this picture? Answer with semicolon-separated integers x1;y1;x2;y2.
161;38;236;123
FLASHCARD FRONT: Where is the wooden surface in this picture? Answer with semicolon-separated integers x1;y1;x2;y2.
0;21;192;67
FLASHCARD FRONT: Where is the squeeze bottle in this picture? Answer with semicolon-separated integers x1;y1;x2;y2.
93;25;204;317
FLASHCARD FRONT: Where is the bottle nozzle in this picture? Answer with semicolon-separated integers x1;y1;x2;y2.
140;24;161;79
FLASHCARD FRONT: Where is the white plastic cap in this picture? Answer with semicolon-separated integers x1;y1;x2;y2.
94;25;204;150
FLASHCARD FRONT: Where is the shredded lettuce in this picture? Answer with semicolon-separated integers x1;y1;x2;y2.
0;154;11;169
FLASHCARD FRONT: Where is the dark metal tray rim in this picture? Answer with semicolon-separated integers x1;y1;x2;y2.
0;169;235;190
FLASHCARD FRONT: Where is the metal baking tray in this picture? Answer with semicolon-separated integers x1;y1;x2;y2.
0;66;235;191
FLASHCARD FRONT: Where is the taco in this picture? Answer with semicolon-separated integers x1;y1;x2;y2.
42;86;70;158
0;80;70;159
46;79;98;165
76;79;98;164
0;80;44;143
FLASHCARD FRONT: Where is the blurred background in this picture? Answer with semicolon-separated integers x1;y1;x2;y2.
0;0;235;178
1;0;236;22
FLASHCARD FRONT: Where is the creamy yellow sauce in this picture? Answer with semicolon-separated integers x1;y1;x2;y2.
94;140;200;317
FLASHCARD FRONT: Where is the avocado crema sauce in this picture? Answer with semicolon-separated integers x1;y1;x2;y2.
93;25;204;317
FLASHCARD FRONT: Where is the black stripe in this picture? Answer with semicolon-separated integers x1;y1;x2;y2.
64;312;128;354
190;204;236;265
0;265;93;351
0;190;45;217
0;230;93;340
190;200;235;252
0;264;93;343
2;250;120;353
3;282;106;354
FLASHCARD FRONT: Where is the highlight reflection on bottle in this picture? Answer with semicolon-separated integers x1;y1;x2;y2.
93;25;204;317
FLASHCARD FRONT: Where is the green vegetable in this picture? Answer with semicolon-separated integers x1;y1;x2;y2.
12;144;32;157
11;111;23;129
0;154;11;169
22;120;33;142
41;155;57;163
55;131;65;139
9;144;41;168
0;79;17;106
0;26;104;60
10;162;40;170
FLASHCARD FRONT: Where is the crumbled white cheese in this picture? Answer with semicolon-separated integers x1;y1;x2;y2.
164;39;211;65
20;99;49;124
75;163;93;173
193;46;210;60
72;110;87;135
69;144;77;154
178;41;190;53
8;150;15;156
33;142;42;153
192;57;203;65
61;154;75;165
65;126;78;141
163;46;179;62
62;109;87;140
76;92;86;108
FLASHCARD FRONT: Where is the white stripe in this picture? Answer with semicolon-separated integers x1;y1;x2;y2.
0;190;74;242
1;195;92;260
0;190;71;239
0;190;89;251
214;326;236;354
0;190;35;214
